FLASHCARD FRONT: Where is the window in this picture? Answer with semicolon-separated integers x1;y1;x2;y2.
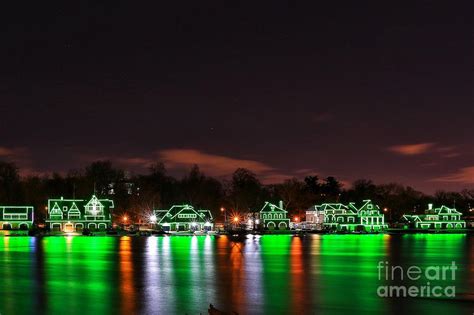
68;209;81;220
63;206;68;211
85;199;104;216
4;213;28;220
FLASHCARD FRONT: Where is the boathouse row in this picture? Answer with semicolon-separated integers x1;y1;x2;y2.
0;206;34;230
154;204;214;232
45;195;114;232
402;204;466;229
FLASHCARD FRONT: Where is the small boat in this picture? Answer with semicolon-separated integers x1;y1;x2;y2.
193;230;207;236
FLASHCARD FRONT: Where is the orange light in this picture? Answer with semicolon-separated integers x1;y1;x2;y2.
220;207;225;212
294;217;299;222
123;216;128;222
233;217;239;222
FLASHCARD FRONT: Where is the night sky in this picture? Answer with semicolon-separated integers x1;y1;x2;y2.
1;2;473;193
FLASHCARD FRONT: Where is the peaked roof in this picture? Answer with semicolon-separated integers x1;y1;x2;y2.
434;205;461;215
347;200;381;213
260;201;287;213
70;202;80;212
85;195;104;207
48;195;114;214
156;204;213;224
319;203;349;211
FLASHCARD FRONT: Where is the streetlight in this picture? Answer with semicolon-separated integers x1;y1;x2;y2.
383;208;392;222
220;207;227;224
233;216;239;228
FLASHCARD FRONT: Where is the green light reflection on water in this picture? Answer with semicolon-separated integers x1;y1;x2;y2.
43;236;115;315
259;235;292;314
0;234;473;315
0;237;36;315
318;234;390;315
393;234;469;314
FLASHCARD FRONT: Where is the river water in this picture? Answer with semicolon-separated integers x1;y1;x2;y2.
0;234;473;314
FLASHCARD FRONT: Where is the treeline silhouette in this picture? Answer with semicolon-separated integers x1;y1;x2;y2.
0;160;473;223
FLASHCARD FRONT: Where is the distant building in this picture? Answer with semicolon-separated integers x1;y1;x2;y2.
155;204;213;232
243;212;259;230
46;195;114;232
318;200;387;232
0;206;34;230
259;201;290;230
304;205;326;230
402;204;466;229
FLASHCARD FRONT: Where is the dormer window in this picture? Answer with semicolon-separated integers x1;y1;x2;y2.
85;196;104;216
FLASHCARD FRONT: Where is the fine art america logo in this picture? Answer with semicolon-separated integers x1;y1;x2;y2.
377;261;457;298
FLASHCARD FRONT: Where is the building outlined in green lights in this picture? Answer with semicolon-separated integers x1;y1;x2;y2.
0;206;34;230
321;199;387;232
154;204;213;232
402;204;466;229
259;201;290;230
46;195;114;232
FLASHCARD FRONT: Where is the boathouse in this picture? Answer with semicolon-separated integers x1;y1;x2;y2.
402;204;466;229
46;195;114;232
0;206;34;230
259;201;290;230
155;204;213;232
320;200;387;232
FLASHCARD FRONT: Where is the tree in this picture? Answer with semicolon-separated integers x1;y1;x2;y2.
347;179;377;202
0;161;21;203
85;161;125;196
227;168;266;213
321;176;342;201
304;175;321;195
180;165;206;204
276;178;310;210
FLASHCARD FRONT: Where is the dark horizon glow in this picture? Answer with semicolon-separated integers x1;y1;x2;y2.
1;2;473;193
